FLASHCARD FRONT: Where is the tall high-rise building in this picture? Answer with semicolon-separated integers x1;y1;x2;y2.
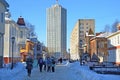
46;2;67;58
70;19;95;60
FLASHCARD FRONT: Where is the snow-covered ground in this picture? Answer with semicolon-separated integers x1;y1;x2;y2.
0;62;26;80
0;61;120;80
68;62;120;80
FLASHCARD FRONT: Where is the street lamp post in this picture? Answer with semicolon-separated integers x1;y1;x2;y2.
68;49;70;61
96;39;99;56
11;37;15;70
79;40;83;65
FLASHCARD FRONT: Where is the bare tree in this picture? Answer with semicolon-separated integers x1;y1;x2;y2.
103;24;111;32
25;21;36;37
111;19;119;32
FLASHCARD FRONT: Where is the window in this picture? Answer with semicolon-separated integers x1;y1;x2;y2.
118;36;119;44
20;31;23;38
37;45;41;50
30;44;33;50
1;13;4;23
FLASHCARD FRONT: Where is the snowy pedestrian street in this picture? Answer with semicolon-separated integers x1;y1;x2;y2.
24;62;78;80
1;61;120;80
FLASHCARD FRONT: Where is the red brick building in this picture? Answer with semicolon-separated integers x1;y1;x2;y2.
90;33;108;62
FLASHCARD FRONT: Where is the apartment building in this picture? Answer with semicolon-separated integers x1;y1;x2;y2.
47;2;67;58
70;19;95;60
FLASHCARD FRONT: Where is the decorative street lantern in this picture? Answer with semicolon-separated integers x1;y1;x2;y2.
11;37;15;70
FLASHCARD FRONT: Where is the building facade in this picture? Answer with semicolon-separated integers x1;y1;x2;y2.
17;16;33;61
70;19;95;60
85;28;95;54
20;39;34;61
90;35;108;62
0;0;9;67
107;25;120;64
4;12;21;64
46;3;67;58
4;13;34;63
30;36;39;59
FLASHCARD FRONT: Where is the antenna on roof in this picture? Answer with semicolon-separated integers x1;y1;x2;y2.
56;0;58;4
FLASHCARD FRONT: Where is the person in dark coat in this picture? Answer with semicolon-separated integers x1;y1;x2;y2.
58;57;62;64
51;58;56;72
38;57;43;72
46;57;52;72
43;58;47;71
26;55;33;77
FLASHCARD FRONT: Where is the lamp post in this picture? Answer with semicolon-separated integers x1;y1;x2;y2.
68;48;70;61
96;39;99;56
11;37;15;70
79;40;83;65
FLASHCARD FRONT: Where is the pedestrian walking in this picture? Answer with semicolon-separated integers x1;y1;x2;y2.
26;55;33;77
59;57;62;64
51;58;56;72
46;57;52;72
38;57;43;72
43;58;47;71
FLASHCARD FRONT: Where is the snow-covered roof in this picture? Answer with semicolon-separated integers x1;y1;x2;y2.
0;0;9;7
90;32;111;40
96;32;111;38
5;17;11;21
107;30;120;38
86;32;95;36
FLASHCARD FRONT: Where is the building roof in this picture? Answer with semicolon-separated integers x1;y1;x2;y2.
50;0;63;8
96;32;111;38
90;32;111;40
85;28;95;37
0;0;9;7
88;28;94;35
107;30;120;38
17;16;26;26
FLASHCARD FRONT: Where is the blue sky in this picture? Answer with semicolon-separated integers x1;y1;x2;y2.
7;0;120;50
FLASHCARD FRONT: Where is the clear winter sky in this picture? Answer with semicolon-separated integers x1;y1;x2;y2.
7;0;120;50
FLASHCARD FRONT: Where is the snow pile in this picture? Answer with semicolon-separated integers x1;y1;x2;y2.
0;62;26;80
68;61;120;80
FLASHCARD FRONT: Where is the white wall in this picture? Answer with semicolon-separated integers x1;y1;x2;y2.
0;2;6;34
108;32;120;63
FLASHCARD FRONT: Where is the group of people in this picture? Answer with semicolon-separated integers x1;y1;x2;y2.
25;55;56;77
38;56;56;72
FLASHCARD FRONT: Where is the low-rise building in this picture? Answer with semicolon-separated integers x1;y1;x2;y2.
20;39;34;62
107;24;120;65
90;32;109;62
0;0;9;67
85;28;95;54
4;12;20;63
4;14;33;63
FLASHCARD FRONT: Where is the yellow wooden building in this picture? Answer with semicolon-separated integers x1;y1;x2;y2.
20;39;34;62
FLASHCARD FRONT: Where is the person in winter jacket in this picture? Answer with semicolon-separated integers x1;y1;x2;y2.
38;57;43;72
26;55;33;77
43;58;47;71
46;57;52;72
51;58;56;72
